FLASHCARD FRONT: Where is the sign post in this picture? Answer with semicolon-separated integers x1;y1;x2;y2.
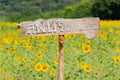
19;18;100;80
58;35;64;80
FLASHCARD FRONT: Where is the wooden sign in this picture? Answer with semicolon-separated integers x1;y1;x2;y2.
19;17;100;80
19;18;100;39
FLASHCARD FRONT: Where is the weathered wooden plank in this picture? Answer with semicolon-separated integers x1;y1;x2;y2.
19;18;100;39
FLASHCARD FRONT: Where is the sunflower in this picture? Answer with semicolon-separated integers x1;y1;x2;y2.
10;75;14;80
14;55;20;60
54;59;59;64
65;73;71;79
24;43;32;48
116;41;120;45
114;57;120;64
42;63;49;72
118;56;120;61
36;53;43;59
0;43;3;49
86;39;92;44
50;69;55;75
84;65;91;72
116;49;120;53
82;44;91;53
3;75;7;80
79;62;87;68
0;68;5;73
35;63;42;71
31;59;36;64
22;56;27;62
3;37;11;44
19;62;24;67
109;28;113;32
94;71;98;76
99;31;106;37
51;43;55;46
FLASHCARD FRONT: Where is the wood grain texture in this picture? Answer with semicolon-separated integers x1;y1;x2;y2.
58;35;64;80
19;18;100;39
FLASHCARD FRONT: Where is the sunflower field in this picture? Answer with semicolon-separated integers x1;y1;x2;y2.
0;20;120;80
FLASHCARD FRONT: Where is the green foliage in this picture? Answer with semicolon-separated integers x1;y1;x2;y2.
40;10;65;19
91;0;120;20
64;6;73;18
0;0;120;21
42;0;93;19
0;0;81;21
70;1;92;18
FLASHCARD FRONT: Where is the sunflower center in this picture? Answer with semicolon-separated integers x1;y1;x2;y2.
86;66;90;70
37;65;41;69
43;66;47;70
85;46;89;51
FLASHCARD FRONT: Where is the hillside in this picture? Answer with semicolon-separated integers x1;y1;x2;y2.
0;0;81;21
0;0;120;21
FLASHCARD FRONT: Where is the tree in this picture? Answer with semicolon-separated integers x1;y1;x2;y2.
64;0;93;18
91;0;120;20
72;1;92;18
109;0;120;19
1;0;8;5
55;0;59;3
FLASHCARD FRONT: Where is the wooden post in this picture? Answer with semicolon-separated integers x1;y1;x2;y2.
58;35;64;80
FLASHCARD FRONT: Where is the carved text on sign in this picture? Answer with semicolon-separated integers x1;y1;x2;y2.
19;18;100;39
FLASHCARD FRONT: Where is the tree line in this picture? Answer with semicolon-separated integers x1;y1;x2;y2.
0;0;120;22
